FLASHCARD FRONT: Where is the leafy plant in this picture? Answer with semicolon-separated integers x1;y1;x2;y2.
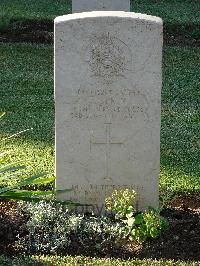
105;188;136;219
124;207;169;243
0;112;75;205
105;189;169;243
17;200;120;254
17;189;169;254
0;112;53;201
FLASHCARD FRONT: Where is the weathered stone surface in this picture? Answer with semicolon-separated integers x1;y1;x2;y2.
72;0;130;13
55;12;163;214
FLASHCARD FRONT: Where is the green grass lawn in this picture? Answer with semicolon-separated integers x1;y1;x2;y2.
161;47;200;197
133;0;200;26
0;255;199;266
0;0;199;26
0;43;199;198
0;44;54;182
0;0;71;24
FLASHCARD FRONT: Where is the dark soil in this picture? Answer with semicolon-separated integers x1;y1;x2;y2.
0;20;199;47
0;196;199;261
0;200;28;255
0;21;53;44
164;24;200;47
141;198;200;261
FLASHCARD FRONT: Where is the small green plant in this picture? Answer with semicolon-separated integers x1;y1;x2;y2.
0;112;54;201
0;112;75;205
105;188;136;219
17;200;120;254
105;189;169;243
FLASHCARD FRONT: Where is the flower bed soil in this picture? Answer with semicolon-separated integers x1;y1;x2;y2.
0;21;199;47
0;196;199;261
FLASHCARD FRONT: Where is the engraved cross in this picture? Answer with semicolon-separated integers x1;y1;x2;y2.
90;123;124;181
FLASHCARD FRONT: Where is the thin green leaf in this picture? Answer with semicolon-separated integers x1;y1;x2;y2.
0;195;50;202
0;165;26;174
0;195;83;205
0;172;47;194
56;188;73;194
30;176;55;185
0;112;6;119
1;190;53;197
1;128;33;141
16;172;48;187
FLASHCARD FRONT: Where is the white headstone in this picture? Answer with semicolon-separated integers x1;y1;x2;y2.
55;12;163;214
72;0;130;13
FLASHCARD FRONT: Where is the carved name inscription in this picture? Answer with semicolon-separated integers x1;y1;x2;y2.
69;184;145;214
66;88;149;121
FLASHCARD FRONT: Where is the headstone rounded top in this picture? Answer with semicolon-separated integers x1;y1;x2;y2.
54;11;163;25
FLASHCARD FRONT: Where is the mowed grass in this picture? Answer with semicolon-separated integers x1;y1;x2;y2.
0;43;199;197
133;0;200;26
0;44;54;178
0;255;199;266
0;0;199;26
161;47;200;197
0;0;70;23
